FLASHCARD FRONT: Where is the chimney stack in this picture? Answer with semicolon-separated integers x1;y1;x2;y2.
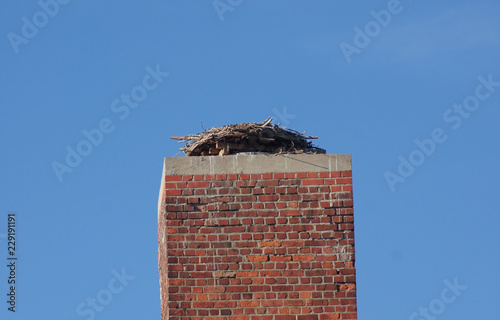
158;153;357;320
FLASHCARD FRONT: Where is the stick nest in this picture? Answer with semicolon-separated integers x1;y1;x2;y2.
171;117;325;156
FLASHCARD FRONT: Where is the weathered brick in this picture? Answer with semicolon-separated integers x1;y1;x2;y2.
298;315;319;320
248;255;269;262
259;240;281;247
293;255;315;262
237;271;259;277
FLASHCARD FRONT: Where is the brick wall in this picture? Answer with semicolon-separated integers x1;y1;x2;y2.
158;154;357;320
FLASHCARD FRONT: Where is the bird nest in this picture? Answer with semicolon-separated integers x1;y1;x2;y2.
171;117;325;156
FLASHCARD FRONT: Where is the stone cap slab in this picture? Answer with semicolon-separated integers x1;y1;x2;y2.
163;153;351;175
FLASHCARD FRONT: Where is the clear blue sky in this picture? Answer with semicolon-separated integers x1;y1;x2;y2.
1;1;499;319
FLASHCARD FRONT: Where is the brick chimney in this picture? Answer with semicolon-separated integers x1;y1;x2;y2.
158;154;357;320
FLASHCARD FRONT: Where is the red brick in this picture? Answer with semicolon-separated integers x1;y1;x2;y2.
249;285;271;292
285;300;306;306
225;226;245;233
279;210;301;216
296;172;307;178
262;173;273;180
226;286;247;292
258;195;279;202
237;180;257;187
282;240;303;247
270;256;292;262
187;181;210;188
248;255;268;262
272;285;293;292
341;171;352;177
275;202;287;209
165;175;182;181
237;271;259;277
247;225;268;232
252;316;273;320
192;174;204;181
298;315;318;320
193;301;213;308
204;286;226;293
335;178;352;184
239;300;260;307
259;240;281;247
293;255;315;261
215;301;237;308
165;189;182;196
257;180;279;187
302;179;323;185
